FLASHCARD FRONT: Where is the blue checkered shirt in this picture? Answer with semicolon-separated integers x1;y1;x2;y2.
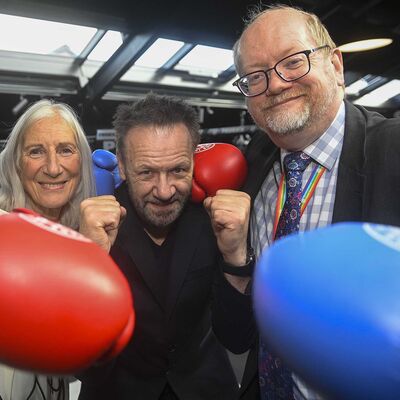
251;102;346;400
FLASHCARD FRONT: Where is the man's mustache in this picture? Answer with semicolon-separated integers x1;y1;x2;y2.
263;90;307;109
145;196;180;205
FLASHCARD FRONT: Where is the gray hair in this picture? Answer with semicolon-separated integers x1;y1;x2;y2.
233;3;337;74
113;93;200;161
0;99;96;229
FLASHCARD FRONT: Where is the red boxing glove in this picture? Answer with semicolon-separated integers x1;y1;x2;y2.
191;143;248;203
0;209;135;374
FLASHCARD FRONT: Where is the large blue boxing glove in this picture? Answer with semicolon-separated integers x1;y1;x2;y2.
253;222;400;400
92;149;123;195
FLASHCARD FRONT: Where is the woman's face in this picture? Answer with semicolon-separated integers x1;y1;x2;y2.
20;114;81;221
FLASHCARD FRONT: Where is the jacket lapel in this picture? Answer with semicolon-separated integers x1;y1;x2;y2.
332;101;366;223
242;131;280;202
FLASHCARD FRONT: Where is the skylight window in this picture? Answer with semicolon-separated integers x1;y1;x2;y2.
0;13;96;57
354;79;400;107
174;45;234;77
345;74;386;97
345;78;369;96
134;38;185;68
87;31;123;61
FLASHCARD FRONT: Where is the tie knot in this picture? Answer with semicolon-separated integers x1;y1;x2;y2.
283;151;311;173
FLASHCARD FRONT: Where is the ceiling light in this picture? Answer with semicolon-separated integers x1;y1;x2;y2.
339;38;393;53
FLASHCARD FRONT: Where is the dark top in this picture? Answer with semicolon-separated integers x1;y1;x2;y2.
78;183;239;400
146;227;176;304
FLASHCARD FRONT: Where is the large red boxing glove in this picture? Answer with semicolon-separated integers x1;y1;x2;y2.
191;143;248;203
0;209;134;375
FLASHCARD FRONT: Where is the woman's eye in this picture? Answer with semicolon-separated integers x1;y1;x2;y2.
59;147;74;156
27;148;44;158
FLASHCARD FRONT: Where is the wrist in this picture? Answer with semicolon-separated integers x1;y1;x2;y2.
222;243;251;266
221;247;255;277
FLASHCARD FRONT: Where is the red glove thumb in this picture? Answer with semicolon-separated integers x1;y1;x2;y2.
0;209;135;374
191;143;248;203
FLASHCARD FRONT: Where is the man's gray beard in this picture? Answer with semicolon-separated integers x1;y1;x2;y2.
141;203;182;228
264;103;311;136
262;81;338;137
131;190;189;230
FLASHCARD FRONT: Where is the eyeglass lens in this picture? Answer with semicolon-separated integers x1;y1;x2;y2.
239;52;310;96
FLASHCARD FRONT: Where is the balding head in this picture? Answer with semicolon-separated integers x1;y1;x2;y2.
234;5;336;76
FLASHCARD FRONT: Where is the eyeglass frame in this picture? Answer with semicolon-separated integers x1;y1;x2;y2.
232;44;330;97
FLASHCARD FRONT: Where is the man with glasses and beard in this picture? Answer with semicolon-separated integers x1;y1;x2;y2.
77;93;243;400
212;3;400;400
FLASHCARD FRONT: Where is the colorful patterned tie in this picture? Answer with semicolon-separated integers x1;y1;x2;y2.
275;151;312;239
259;151;312;400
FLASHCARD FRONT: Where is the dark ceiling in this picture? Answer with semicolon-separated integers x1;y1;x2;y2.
0;0;399;142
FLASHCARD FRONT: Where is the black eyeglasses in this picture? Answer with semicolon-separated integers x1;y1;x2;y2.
233;45;330;97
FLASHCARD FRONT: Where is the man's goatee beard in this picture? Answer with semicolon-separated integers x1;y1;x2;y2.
264;104;311;136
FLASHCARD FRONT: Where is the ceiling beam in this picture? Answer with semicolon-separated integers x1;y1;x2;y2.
80;33;155;103
74;29;107;67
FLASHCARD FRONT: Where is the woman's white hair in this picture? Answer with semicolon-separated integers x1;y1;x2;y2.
0;99;96;228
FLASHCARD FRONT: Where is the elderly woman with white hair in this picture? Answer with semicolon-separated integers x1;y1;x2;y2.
0;98;96;400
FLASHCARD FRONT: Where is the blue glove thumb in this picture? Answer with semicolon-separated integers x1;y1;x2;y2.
92;149;123;195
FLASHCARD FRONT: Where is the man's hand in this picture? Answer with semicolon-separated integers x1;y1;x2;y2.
203;189;250;266
79;196;126;252
204;189;252;293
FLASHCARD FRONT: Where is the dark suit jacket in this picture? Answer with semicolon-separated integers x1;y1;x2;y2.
79;184;238;400
212;101;400;399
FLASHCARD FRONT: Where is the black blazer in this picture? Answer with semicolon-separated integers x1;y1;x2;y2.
79;184;238;400
213;101;400;399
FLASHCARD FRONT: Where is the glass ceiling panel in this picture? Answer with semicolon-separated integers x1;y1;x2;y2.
0;13;96;57
345;74;384;97
354;79;400;107
345;78;369;96
134;38;185;68
87;30;123;61
174;44;233;77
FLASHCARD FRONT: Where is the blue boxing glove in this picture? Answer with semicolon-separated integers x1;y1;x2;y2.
92;149;123;196
253;222;400;400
